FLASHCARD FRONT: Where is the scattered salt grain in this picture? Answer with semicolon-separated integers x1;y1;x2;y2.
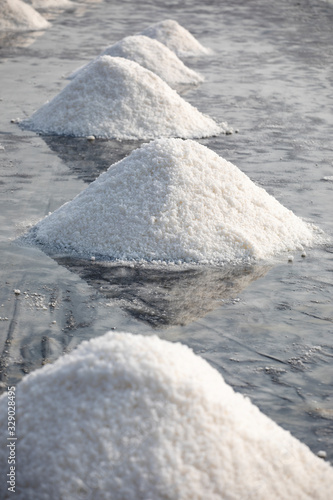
0;331;332;500
21;56;221;140
69;35;204;88
317;450;327;459
288;255;294;262
14;289;21;295
29;138;324;264
139;19;211;57
301;251;307;258
0;0;50;32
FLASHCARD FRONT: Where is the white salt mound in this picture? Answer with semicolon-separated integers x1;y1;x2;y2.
139;19;211;57
31;138;323;263
69;35;204;88
0;0;50;31
0;331;332;500
25;0;75;10
21;56;220;140
24;0;74;9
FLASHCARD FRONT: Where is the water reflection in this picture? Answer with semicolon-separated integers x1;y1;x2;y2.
43;136;144;183
0;30;45;50
54;257;271;327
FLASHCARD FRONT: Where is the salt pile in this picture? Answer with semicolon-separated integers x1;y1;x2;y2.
24;0;75;10
139;19;211;57
1;331;332;500
69;35;204;88
0;0;50;31
21;56;220;139
30;138;322;263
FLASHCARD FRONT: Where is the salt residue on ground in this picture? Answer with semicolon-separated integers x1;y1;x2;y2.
139;19;211;57
30;138;323;263
21;56;220;139
0;0;50;31
0;331;332;500
69;35;204;88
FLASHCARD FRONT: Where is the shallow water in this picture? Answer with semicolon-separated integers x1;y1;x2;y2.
0;0;332;463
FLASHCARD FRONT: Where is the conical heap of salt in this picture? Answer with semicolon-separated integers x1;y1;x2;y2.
0;331;332;500
69;35;204;88
31;138;321;263
139;19;211;57
25;0;75;11
0;0;50;31
21;56;221;140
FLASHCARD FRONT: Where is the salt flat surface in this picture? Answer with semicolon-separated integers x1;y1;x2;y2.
29;138;324;263
21;56;221;139
69;35;204;88
0;0;50;31
139;19;210;57
0;331;332;500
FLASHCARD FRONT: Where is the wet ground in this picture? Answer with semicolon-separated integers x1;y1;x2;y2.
0;0;333;461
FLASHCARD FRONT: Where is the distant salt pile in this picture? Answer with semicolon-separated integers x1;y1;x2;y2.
25;0;75;10
21;56;220;139
69;35;204;88
0;331;332;499
30;139;321;263
139;19;211;57
0;0;50;31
